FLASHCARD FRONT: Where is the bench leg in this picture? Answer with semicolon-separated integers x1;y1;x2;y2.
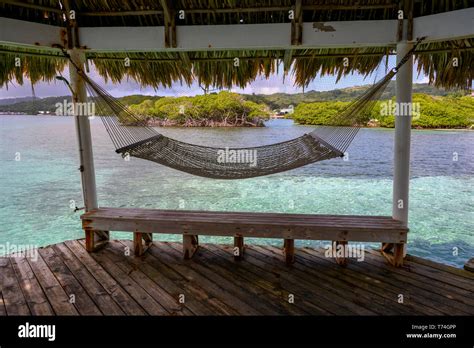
381;242;405;267
283;239;295;265
183;234;198;259
334;241;348;266
85;229;109;252
134;232;153;256
234;235;244;261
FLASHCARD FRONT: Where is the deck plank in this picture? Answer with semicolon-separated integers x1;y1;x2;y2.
79;243;169;315
246;245;377;315
149;242;265;315
368;250;474;290
256;245;420;315
26;251;78;315
1;240;472;316
101;240;192;316
65;240;146;315
294;247;444;315
198;244;312;315
303;247;473;315
118;240;237;315
167;242;309;315
202;243;336;315
10;257;54;315
52;243;124;315
38;247;102;315
361;249;474;307
212;245;349;315
0;258;30;315
406;254;474;280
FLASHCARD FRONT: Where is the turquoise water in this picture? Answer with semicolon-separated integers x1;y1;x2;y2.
0;116;472;267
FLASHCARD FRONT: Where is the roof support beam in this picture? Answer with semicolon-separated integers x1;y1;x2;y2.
291;0;303;46
0;17;64;49
0;2;397;17
73;4;400;17
160;0;176;48
414;7;474;43
81;20;399;51
0;0;62;14
1;8;473;52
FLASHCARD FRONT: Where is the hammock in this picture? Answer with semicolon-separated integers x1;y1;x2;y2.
64;40;421;180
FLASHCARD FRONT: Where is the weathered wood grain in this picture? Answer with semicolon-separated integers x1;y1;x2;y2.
38;247;102;315
52;243;124;315
81;208;408;243
0;258;31;315
1;240;472;316
65;240;146;315
10;257;54;315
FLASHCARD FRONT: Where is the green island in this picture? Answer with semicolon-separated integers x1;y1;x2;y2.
128;91;269;127
293;94;474;129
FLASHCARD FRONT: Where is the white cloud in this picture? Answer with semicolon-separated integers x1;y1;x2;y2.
414;75;430;84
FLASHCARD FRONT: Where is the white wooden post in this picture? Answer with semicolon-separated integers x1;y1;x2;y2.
392;41;413;226
380;41;414;266
68;48;98;212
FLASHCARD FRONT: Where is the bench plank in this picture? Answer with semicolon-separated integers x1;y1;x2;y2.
82;208;408;244
83;208;405;226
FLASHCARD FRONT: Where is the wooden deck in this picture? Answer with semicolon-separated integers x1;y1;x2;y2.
0;239;472;316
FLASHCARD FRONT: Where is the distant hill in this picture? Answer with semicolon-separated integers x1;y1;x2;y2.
0;95;162;115
0;96;38;106
0;83;465;114
242;82;463;110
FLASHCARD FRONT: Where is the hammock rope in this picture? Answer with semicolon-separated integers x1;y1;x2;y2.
63;38;424;180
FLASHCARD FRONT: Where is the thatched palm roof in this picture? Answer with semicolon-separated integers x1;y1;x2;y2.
0;0;473;90
1;0;470;27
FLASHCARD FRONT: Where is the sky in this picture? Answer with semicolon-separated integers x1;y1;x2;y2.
0;57;431;100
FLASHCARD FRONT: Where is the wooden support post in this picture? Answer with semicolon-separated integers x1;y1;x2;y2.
334;241;348;266
382;243;405;267
393;243;404;267
234;235;244;261
69;49;98;212
407;0;414;41
160;0;176;48
85;229;94;252
183;234;198;259
291;0;303;45
381;242;393;253
134;232;153;256
69;48;107;252
283;239;295;265
396;1;404;42
464;258;474;272
388;40;414;267
85;229;109;252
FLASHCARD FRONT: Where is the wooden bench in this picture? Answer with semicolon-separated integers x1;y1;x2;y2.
81;207;408;266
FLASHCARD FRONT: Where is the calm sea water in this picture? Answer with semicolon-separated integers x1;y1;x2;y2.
0;116;472;267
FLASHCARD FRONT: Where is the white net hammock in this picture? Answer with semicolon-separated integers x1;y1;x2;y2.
63;40;421;179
